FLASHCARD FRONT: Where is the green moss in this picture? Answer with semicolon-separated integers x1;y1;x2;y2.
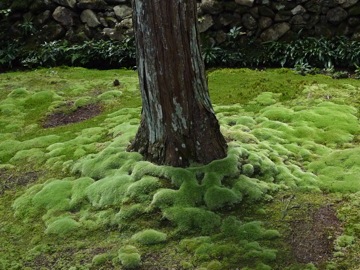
206;260;223;270
233;176;270;202
24;91;61;108
45;217;80;236
32;180;72;213
4;68;360;269
118;245;141;269
131;229;167;245
92;253;112;266
7;88;30;98
114;204;145;222
9;148;45;164
98;90;123;101
204;186;241;210
74;97;93;108
163;207;221;234
70;177;95;208
308;148;360;192
125;176;161;202
253;92;279;106
86;175;133;208
335;235;355;249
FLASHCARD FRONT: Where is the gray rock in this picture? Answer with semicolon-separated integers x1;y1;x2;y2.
322;0;338;8
305;0;322;13
35;10;51;25
335;22;351;36
119;18;132;29
215;30;227;43
349;4;360;16
52;6;76;26
242;13;257;30
200;0;223;14
352;29;360;40
98;16;108;27
249;7;260;19
198;14;214;33
258;6;275;18
327;7;348;25
40;21;65;40
275;13;291;22
80;9;101;28
104;0;128;4
218;13;235;26
235;0;254;7
348;16;360;27
260;22;290;41
77;0;107;10
291;5;306;15
52;0;77;9
30;0;54;12
290;15;307;26
342;0;358;8
259;16;272;29
65;25;89;42
314;24;333;38
105;16;118;28
113;5;132;19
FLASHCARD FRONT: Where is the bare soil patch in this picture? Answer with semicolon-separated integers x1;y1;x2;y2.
290;204;343;266
42;103;102;128
0;168;38;195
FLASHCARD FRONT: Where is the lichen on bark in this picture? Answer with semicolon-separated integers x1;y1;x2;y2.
128;0;227;167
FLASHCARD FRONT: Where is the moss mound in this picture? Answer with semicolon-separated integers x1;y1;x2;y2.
2;68;360;269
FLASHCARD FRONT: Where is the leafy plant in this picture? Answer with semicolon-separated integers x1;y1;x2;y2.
0;41;21;68
202;44;223;66
22;41;68;68
18;16;35;37
354;64;360;79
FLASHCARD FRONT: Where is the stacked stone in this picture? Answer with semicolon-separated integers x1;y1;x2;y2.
5;0;360;44
198;0;360;43
8;0;133;42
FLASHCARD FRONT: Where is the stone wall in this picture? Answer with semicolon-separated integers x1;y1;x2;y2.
3;0;360;44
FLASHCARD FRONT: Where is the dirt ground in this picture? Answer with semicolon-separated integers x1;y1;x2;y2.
42;103;102;128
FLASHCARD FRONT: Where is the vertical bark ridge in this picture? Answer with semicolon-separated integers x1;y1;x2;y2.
129;0;227;167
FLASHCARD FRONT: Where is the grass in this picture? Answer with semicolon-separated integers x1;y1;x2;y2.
1;67;360;269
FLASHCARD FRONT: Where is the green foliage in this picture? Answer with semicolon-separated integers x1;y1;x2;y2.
131;229;167;245
3;34;360;73
0;41;21;69
21;39;136;69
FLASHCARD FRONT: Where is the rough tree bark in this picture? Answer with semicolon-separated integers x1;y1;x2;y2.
128;0;227;167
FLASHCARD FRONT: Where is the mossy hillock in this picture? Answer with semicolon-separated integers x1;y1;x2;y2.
1;67;360;269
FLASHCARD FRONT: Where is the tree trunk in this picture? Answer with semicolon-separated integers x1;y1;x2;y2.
128;0;227;167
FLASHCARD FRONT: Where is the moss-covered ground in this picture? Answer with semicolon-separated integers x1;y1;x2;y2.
1;67;360;269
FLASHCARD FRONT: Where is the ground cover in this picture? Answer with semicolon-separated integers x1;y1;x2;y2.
0;67;360;269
